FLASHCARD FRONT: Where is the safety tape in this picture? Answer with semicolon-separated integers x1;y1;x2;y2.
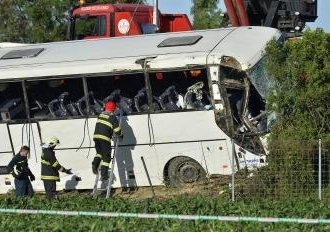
0;208;329;224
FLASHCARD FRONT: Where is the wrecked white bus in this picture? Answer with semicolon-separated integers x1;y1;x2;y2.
0;27;281;193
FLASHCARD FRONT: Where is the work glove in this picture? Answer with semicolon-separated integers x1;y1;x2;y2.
29;174;36;181
64;168;73;175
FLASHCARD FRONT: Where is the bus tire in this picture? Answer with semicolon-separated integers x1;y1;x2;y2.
167;156;206;187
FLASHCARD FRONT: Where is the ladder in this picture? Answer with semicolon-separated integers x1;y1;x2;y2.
92;112;123;198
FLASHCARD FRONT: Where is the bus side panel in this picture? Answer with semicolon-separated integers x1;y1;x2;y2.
36;114;160;190
150;111;228;142
152;141;205;175
39;119;96;149
150;110;231;176
0;123;13;155
37;119;97;191
201;140;232;175
38;119;94;191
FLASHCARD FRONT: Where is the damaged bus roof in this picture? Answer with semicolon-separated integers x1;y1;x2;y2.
0;27;281;80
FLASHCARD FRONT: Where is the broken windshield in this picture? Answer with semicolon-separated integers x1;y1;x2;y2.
246;57;274;99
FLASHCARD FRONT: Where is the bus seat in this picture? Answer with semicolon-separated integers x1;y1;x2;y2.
103;89;121;103
134;88;148;112
30;100;50;119
118;96;133;115
59;92;79;117
103;89;133;115
76;91;103;116
0;98;24;120
134;88;160;112
159;85;180;111
67;103;79;116
48;98;67;118
183;82;210;110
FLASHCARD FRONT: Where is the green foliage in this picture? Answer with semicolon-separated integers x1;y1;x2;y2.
0;0;146;43
0;0;71;43
190;0;228;29
0;194;330;231
247;30;330;199
0;0;30;43
240;140;325;199
265;29;330;140
97;0;146;3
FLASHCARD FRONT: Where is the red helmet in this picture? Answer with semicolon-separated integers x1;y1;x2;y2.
105;101;116;112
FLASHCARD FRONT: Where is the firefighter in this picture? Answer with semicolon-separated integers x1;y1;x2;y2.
7;146;35;197
41;136;72;199
92;100;123;180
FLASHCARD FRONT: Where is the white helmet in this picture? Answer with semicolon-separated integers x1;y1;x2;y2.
46;136;60;147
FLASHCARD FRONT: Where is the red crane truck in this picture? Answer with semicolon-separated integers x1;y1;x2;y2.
67;0;193;40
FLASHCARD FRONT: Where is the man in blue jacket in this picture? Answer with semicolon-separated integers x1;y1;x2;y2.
7;146;35;197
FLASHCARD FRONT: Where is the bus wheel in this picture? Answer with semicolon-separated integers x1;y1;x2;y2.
167;157;206;187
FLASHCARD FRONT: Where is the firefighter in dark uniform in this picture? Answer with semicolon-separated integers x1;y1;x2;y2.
92;101;123;180
41;136;72;199
7;146;35;197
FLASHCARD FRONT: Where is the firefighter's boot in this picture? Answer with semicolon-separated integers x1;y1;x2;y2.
92;157;101;175
100;166;109;181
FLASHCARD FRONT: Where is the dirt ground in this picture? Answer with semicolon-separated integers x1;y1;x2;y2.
86;176;231;200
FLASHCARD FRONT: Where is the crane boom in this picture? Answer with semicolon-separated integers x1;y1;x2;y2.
225;0;318;37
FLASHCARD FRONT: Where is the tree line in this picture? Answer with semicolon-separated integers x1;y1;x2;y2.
0;0;225;43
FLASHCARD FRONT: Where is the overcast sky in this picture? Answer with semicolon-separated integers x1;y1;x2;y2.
146;0;329;32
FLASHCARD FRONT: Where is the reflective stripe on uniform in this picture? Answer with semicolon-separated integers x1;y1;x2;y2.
52;160;59;168
41;159;51;165
101;161;110;167
96;119;113;128
99;114;109;119
41;175;60;181
93;134;111;142
114;127;121;133
95;154;102;159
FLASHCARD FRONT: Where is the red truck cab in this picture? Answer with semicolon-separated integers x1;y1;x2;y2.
68;3;193;40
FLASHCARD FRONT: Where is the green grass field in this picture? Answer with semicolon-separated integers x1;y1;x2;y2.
0;191;330;231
